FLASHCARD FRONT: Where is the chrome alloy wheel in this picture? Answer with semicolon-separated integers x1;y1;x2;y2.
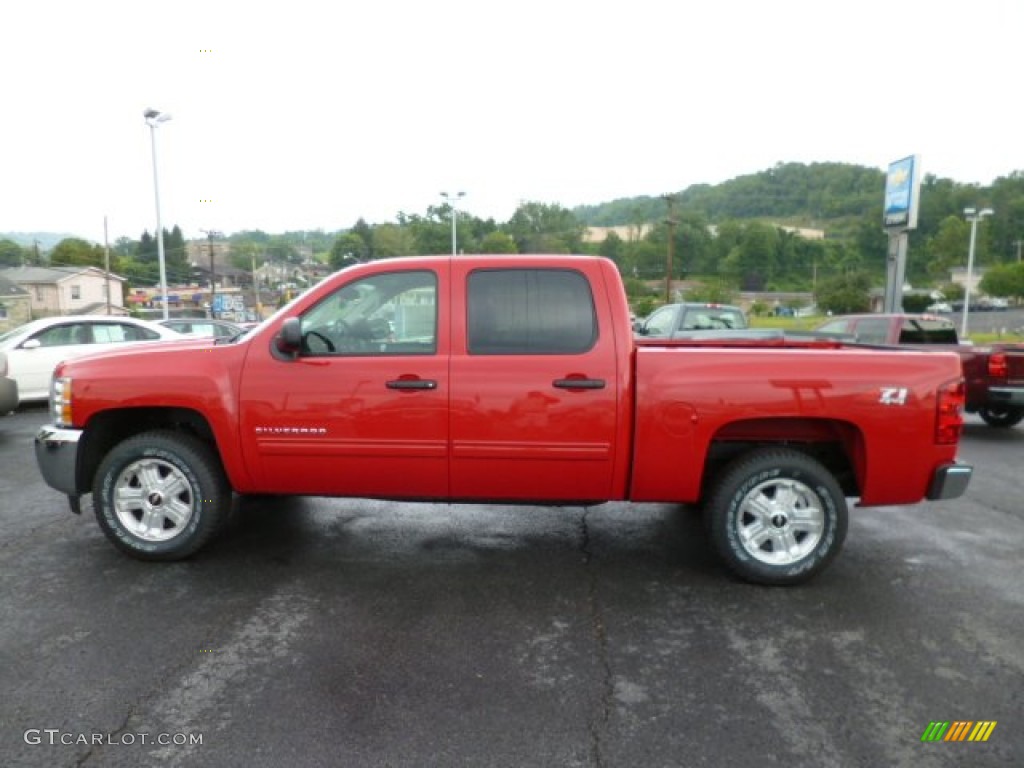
113;457;196;542
735;477;826;566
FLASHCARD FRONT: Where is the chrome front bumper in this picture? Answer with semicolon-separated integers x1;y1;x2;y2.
34;425;84;496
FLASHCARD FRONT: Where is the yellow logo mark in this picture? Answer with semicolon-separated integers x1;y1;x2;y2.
889;167;909;185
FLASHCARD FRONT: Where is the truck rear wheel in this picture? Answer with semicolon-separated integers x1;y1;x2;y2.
93;431;231;561
706;448;847;586
978;405;1024;428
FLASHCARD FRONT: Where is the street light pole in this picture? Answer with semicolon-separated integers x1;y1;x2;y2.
144;108;172;320
961;207;993;338
440;191;466;255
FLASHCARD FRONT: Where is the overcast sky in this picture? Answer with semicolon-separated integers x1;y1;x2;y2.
3;0;1021;245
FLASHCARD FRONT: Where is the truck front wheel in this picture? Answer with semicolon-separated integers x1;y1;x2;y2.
978;405;1024;428
706;448;848;586
93;431;231;561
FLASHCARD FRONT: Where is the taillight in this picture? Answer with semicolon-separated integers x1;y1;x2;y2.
935;378;965;444
988;352;1007;379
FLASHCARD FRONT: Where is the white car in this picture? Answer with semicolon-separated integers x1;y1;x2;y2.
0;315;191;401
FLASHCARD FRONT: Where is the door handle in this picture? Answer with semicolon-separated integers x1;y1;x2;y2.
386;379;438;390
553;378;605;390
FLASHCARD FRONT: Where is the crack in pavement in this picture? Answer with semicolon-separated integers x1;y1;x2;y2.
580;507;612;768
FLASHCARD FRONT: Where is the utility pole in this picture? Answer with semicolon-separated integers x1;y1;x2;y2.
103;216;111;315
1014;239;1022;263
251;251;262;320
662;194;678;304
200;229;222;317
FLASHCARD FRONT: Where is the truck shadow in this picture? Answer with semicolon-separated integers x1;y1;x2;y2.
203;495;725;583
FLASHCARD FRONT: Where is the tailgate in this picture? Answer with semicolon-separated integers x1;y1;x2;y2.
1007;348;1024;382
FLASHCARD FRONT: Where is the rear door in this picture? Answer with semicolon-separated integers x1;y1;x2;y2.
448;263;620;501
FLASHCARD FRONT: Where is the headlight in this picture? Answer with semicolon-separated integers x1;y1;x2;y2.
51;376;73;427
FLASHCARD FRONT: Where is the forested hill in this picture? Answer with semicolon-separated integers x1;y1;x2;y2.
574;162;889;227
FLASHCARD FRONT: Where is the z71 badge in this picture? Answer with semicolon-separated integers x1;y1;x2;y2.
879;387;909;405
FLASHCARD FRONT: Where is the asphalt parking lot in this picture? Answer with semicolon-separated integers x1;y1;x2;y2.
1;404;1021;767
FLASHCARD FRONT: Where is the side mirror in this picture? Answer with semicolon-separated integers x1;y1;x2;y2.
275;317;302;357
21;339;42;350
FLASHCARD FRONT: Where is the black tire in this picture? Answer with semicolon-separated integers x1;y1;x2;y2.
978;405;1024;428
706;447;848;586
92;431;231;561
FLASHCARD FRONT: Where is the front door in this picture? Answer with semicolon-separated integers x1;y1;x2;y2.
239;266;449;498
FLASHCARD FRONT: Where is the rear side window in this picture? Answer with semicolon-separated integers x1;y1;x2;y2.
92;323;159;342
849;318;889;344
680;306;747;330
467;269;597;355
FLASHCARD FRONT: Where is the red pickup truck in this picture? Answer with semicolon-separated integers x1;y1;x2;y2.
816;313;1024;428
35;255;973;585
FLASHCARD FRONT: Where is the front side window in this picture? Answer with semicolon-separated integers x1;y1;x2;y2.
467;268;597;355
643;306;677;336
300;270;437;356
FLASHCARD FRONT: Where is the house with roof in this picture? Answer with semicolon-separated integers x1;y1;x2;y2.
0;274;32;332
0;265;127;318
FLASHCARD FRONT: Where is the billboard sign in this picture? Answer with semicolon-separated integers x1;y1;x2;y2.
883;154;922;230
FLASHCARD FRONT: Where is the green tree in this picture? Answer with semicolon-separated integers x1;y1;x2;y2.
329;233;368;269
0;238;25;266
350;218;374;260
230;240;261;271
50;238;104;268
979;262;1024;300
507;201;584;254
925;216;970;281
372;223;415;257
399;209;451;255
815;272;872;314
597;231;624;265
479;231;517;254
137;231;157;262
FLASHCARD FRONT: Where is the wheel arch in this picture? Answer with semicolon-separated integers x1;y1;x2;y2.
78;407;235;495
702;417;865;500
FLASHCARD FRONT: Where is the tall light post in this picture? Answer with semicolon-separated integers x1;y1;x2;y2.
144;108;172;320
960;207;993;338
440;191;466;255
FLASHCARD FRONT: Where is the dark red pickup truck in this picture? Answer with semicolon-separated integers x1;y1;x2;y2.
35;256;973;585
816;313;1024;428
